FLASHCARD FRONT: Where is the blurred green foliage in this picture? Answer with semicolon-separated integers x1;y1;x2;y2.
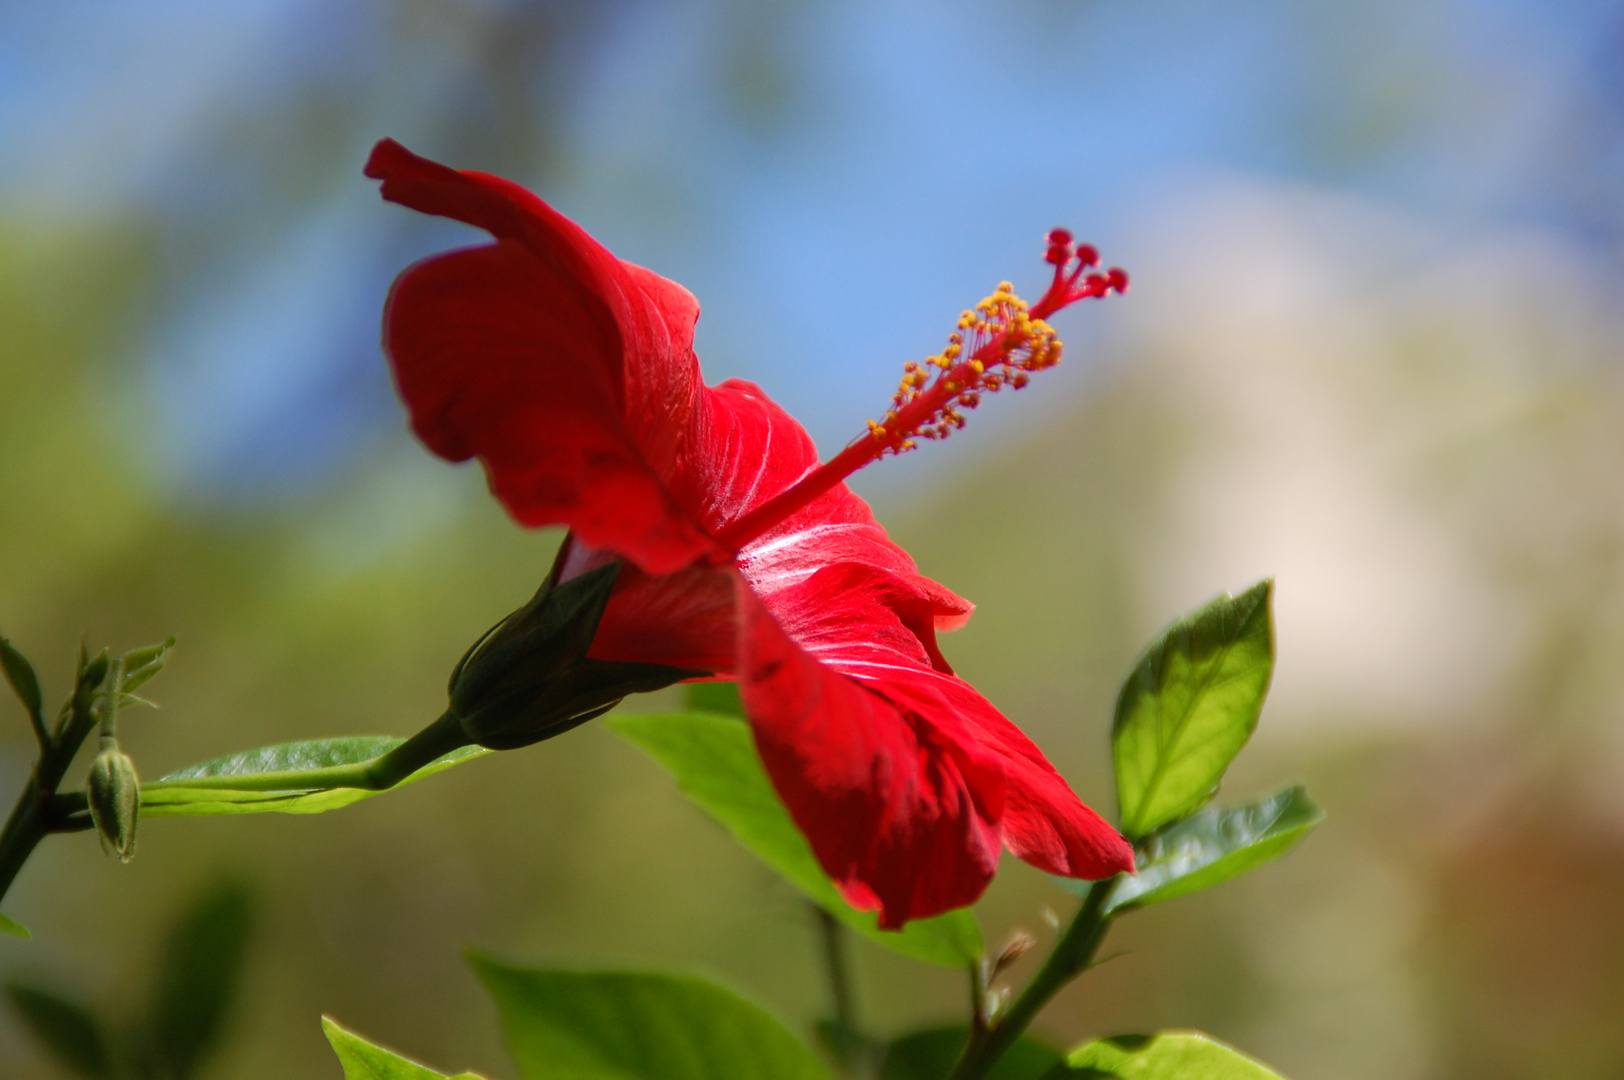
5;879;254;1079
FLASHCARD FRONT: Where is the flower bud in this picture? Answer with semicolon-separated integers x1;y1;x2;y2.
87;736;139;862
449;562;704;750
991;929;1036;978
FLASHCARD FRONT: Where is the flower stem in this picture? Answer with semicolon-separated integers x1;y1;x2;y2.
138;709;470;795
814;906;867;1075
945;879;1116;1080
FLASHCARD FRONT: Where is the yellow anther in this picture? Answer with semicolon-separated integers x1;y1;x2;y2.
868;278;1065;459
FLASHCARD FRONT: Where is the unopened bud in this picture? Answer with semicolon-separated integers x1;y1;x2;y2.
78;646;110;696
87;737;139;862
991;929;1036;979
449;562;703;750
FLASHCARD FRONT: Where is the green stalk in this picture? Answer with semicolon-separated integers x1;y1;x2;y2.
137;709;469;795
946;878;1116;1080
813;905;868;1074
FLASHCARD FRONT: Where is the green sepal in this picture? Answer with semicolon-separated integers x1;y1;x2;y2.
610;711;983;968
142;737;487;816
1045;1030;1286;1078
1113;581;1274;840
880;1025;1062;1080
1092;786;1323;912
451;563;703;750
470;954;833;1080
323;1016;488;1080
0;911;30;938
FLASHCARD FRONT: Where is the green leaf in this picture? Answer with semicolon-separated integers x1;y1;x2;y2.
0;910;30;938
120;636;176;694
470;955;833;1080
1113;581;1274;840
609;712;983;968
1086;787;1322;912
1048;1031;1286;1079
141;737;488;816
323;1016;488;1080
4;982;115;1079
1;636;44;727
140;880;254;1080
686;680;744;716
881;1026;1062;1080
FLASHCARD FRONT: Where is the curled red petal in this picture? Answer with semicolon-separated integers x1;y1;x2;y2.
871;670;1134;880
369;138;720;575
739;562;1132;925
736;575;1003;927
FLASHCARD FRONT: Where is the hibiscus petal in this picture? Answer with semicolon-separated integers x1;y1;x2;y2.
735;576;1003;928
699;379;973;666
368;138;719;575
741;563;1132;924
875;669;1135;881
574;375;974;674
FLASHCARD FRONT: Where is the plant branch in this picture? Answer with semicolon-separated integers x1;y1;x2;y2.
0;659;112;910
1;708;471;912
946;878;1117;1080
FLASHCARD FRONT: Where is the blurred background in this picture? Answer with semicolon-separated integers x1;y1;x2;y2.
2;0;1622;1077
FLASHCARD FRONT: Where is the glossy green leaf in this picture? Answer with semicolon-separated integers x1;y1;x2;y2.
609;712;983;968
0;910;30;938
0;636;44;728
1113;581;1274;840
881;1025;1062;1080
120;636;176;694
323;1017;488;1080
4;982;114;1079
140;880;254;1080
1091;787;1322;912
1048;1031;1286;1079
471;955;832;1080
142;737;487;816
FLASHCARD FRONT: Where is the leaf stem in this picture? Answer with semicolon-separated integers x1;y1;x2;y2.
139;709;469;795
945;878;1116;1080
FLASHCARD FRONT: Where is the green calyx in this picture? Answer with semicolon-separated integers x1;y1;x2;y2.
448;562;704;751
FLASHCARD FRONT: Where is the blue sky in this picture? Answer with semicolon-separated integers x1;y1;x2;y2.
2;0;1618;502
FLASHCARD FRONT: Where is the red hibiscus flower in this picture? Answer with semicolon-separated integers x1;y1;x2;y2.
366;138;1133;928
